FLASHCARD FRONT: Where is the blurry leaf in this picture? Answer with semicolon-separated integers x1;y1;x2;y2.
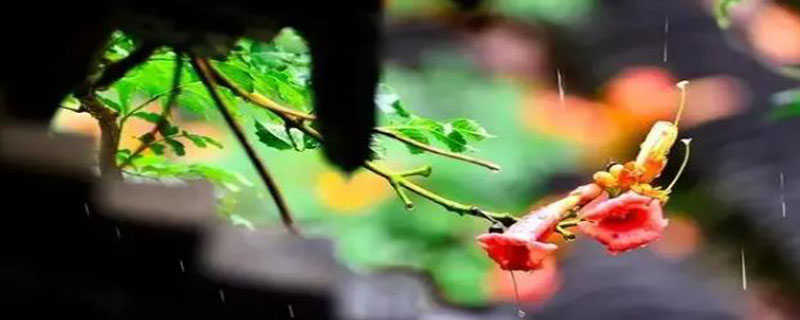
449;118;494;141
213;61;254;93
770;89;800;120
184;133;207;148
116;149;132;164
274;28;308;54
139;132;156;144
376;85;410;119
132;111;162;123
442;129;469;153
149;143;166;155
158;121;179;136
165;139;186;156
177;83;213;115
96;94;123;112
303;133;320;150
715;0;741;28
61;95;81;109
254;121;293;150
202;136;224;149
230;214;256;230
392;128;428;154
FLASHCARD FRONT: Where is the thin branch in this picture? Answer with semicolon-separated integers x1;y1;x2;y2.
192;56;300;236
203;63;316;121
210;66;500;171
120;53;184;169
374;127;501;171
203;58;517;227
118;81;199;127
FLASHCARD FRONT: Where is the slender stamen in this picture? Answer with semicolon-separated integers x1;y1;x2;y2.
666;138;692;192
674;80;689;126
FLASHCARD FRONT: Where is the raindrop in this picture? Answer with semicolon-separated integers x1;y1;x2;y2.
663;16;670;63
741;249;747;291
84;203;91;218
115;227;121;240
179;260;185;273
556;69;565;107
509;271;525;318
288;304;295;318
219;289;226;302
780;172;787;218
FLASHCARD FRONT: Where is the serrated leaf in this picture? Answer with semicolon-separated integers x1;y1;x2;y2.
449;118;493;141
165;139;186;156
132;111;162;123
254;121;293;150
376;85;410;119
393;128;428;154
442;129;469;153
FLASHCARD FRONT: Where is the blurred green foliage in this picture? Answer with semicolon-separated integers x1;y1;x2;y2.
60;23;577;305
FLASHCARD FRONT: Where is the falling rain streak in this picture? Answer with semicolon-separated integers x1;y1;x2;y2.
741;249;747;291
219;289;226;302
509;271;525;318
179;260;185;273
115;227;121;240
557;69;565;107
663;16;670;63
288;304;295;318
780;172;787;218
84;203;91;218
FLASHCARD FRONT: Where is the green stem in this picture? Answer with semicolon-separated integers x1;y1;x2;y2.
374;128;501;171
398;165;432;177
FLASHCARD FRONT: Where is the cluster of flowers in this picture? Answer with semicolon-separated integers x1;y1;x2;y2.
477;83;691;271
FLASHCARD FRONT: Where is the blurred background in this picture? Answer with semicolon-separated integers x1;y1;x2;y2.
48;0;800;318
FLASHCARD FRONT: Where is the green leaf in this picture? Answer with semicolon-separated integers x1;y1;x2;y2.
376;84;410;119
770;89;800;120
202;136;224;148
274;28;309;54
96;94;123;112
132;111;163;123
149;143;166;155
165;139;186;156
184;133;207;148
176;83;213;115
213;61;254;93
393;128;428;154
449;118;494;141
715;0;741;28
139;132;156;144
254;121;293;150
158;121;179;136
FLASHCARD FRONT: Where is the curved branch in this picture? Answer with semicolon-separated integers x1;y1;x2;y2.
192;56;300;236
374;128;501;171
209;66;501;171
202;58;517;226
